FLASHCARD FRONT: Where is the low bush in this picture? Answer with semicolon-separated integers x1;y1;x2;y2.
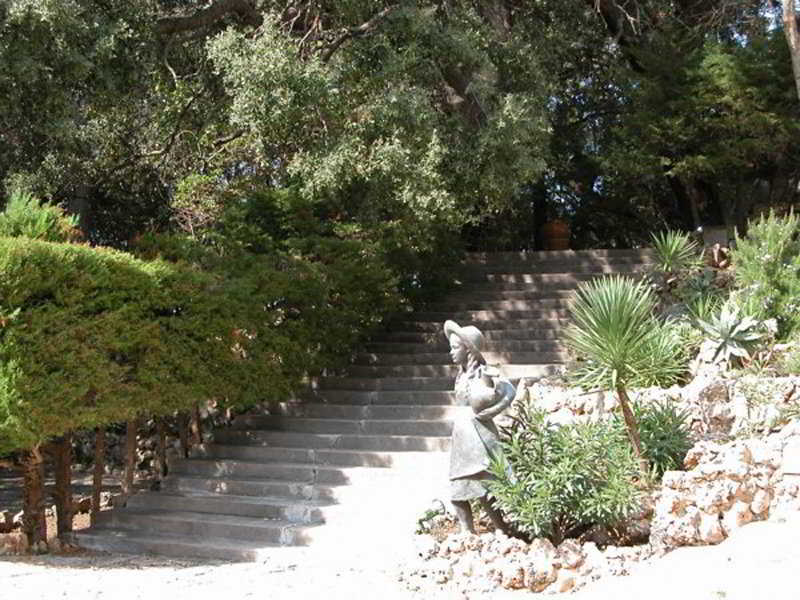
731;210;800;339
615;401;693;479
0;189;81;242
488;397;692;544
487;402;643;545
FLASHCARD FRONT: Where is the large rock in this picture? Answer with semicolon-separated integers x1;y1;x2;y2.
652;422;800;552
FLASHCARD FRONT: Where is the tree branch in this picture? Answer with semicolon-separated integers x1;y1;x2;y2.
321;5;400;63
156;0;263;36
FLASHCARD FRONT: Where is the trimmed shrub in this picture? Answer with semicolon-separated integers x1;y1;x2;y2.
134;230;402;384
0;237;279;453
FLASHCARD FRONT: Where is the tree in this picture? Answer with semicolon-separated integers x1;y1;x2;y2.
783;0;800;100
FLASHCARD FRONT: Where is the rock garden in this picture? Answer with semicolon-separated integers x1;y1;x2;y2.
401;217;800;596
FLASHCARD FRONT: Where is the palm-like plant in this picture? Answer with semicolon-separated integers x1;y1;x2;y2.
566;275;687;477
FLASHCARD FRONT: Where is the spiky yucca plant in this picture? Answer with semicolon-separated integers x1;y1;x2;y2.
566;275;688;477
651;229;702;274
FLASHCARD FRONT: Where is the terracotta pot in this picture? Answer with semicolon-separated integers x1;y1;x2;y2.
541;220;570;250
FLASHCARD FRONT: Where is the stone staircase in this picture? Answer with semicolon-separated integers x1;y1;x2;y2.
76;249;653;561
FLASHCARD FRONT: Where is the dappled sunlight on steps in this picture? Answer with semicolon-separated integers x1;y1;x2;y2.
77;249;654;561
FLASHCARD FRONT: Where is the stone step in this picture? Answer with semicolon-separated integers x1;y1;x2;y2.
353;350;568;366
391;318;570;333
314;390;457;406
460;270;645;288
363;340;565;354
77;528;276;562
372;329;564;344
226;416;454;437
461;260;654;275
424;298;573;311
443;289;578;302
163;474;343;502
272;402;466;421
464;249;655;263
127;491;332;523
316;376;454;391
169;457;418;486
374;328;563;343
345;364;458;377
163;473;437;505
97;509;324;546
348;352;568;370
408;309;570;322
212;429;452;451
192;443;446;468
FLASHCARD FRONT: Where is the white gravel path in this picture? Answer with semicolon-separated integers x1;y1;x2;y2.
4;511;799;600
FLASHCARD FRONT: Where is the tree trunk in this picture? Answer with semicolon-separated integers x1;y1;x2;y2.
51;434;74;541
91;427;105;520
179;411;190;458
616;386;650;478
155;417;168;480
190;404;202;445
122;419;138;501
783;0;800;102
22;444;46;548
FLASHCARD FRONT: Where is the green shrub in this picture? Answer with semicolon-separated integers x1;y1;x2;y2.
0;238;172;453
617;401;692;479
0;237;286;454
134;229;401;379
487;402;643;545
0;189;80;242
731;210;800;339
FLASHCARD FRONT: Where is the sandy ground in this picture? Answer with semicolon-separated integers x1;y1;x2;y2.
4;466;800;599
2;510;799;600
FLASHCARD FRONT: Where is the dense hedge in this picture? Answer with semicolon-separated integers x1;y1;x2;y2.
0;238;200;453
0;230;404;454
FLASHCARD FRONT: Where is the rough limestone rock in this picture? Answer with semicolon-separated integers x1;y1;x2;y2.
527;538;558;592
652;422;800;552
402;530;645;596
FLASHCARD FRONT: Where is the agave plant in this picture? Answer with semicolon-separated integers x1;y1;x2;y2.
566;275;688;478
651;230;702;275
695;302;767;367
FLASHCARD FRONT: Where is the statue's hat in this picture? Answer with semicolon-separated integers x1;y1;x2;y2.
443;320;485;361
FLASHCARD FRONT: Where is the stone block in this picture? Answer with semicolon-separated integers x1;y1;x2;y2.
782;438;800;474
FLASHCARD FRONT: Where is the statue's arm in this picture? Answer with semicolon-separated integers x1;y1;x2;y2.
473;379;515;420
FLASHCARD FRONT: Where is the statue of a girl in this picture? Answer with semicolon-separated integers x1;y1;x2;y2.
444;319;514;534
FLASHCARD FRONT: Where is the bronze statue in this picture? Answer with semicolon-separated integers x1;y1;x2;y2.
444;319;514;534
